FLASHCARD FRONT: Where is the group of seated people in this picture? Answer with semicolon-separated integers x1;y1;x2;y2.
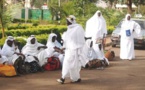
0;32;109;75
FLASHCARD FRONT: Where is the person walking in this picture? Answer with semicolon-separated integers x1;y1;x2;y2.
57;15;88;84
120;14;141;60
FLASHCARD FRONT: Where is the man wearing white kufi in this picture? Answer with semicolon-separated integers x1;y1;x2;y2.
57;15;88;84
120;14;141;60
37;33;64;66
1;36;24;65
85;10;107;61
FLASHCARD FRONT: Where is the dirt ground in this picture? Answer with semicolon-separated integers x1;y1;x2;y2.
0;47;145;90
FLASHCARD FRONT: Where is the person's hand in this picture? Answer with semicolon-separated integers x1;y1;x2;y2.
37;47;41;50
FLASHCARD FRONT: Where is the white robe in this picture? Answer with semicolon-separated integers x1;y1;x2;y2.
1;39;20;65
83;40;97;61
85;10;107;42
22;36;45;63
62;23;88;81
38;33;64;66
0;47;9;64
120;14;141;60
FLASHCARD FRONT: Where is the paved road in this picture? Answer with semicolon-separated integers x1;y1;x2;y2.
0;47;145;90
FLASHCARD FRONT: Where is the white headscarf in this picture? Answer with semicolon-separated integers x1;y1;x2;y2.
46;33;62;48
85;10;107;39
120;14;141;38
1;36;16;57
22;35;44;56
64;15;85;50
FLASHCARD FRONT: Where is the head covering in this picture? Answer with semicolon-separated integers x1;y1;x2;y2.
66;15;76;24
85;10;107;40
7;36;14;41
1;36;16;56
125;14;131;21
22;35;43;56
64;18;85;50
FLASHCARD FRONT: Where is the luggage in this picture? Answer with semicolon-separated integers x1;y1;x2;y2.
86;59;107;69
25;61;42;73
105;50;115;61
43;57;61;71
0;64;17;77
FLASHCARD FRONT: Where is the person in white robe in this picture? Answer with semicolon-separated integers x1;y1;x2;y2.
120;14;141;60
83;40;97;61
85;10;107;42
83;40;109;68
85;10;108;61
57;15;88;84
38;33;64;66
22;35;47;63
0;47;9;65
1;36;24;65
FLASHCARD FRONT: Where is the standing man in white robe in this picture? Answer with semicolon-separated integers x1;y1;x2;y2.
57;15;88;84
120;14;141;60
85;10;107;60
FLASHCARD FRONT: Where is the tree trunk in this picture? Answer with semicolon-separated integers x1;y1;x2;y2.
126;0;133;14
0;18;5;38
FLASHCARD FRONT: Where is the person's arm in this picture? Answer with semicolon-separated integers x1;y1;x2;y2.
37;46;47;50
54;46;64;54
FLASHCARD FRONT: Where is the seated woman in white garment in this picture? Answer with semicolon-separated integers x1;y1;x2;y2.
37;33;64;67
1;36;25;74
21;35;47;73
83;39;109;68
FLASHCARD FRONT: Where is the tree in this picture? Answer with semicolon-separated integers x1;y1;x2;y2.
0;0;6;38
0;0;22;38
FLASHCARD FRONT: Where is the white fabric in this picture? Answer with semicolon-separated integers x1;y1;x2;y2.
66;15;76;24
120;14;141;60
93;43;105;60
22;36;45;63
0;55;9;64
83;40;97;61
22;36;44;57
0;47;9;64
1;36;20;65
62;21;88;81
85;10;107;43
38;33;64;66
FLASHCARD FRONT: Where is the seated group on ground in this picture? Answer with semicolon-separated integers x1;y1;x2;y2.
0;32;112;76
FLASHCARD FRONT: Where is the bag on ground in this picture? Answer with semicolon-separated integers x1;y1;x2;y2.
0;64;17;77
105;50;115;61
43;57;61;71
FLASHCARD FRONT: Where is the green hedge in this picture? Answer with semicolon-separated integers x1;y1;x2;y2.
0;26;67;38
0;34;49;49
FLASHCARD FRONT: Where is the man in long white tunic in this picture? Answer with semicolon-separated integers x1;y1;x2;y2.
85;10;107;60
57;15;88;84
120;14;141;60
